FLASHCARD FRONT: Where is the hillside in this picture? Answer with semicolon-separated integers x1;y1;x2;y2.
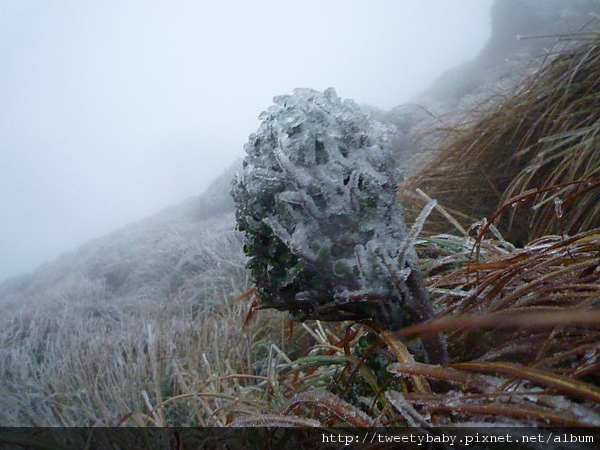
0;164;254;426
1;0;599;431
0;163;242;311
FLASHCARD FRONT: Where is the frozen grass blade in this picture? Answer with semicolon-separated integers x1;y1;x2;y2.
420;402;593;427
388;362;492;393
451;361;600;404
394;309;600;340
285;389;383;427
379;330;431;393
229;414;320;427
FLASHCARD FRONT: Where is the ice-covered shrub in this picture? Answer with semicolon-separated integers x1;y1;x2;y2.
232;88;443;356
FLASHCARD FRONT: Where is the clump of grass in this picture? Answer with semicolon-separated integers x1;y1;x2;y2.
182;35;600;429
394;231;600;427
402;33;600;245
225;35;600;429
0;284;269;426
0;217;307;427
231;225;600;428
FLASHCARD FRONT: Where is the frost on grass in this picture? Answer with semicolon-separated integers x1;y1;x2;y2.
232;88;442;341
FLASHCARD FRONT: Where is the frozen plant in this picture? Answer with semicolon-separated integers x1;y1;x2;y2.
232;88;446;363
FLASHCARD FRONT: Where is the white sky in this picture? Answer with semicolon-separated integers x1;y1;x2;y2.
0;0;493;283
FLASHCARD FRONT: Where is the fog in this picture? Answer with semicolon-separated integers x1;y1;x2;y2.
0;0;493;283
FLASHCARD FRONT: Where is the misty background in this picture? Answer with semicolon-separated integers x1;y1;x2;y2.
0;0;493;283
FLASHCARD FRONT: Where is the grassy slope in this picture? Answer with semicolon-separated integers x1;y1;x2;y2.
0;163;280;426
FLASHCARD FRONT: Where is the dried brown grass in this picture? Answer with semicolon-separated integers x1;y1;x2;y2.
233;36;600;429
402;34;600;245
0;278;303;426
236;228;600;428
